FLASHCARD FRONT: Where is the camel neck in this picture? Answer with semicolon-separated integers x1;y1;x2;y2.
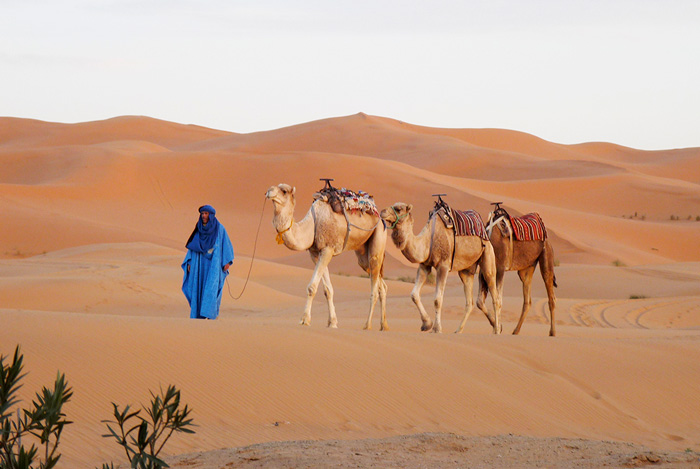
393;220;430;264
273;205;315;251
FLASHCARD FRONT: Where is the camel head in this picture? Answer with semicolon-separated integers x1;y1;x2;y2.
380;202;413;229
265;183;296;210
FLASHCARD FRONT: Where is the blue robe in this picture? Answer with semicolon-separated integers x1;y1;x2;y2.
182;225;234;319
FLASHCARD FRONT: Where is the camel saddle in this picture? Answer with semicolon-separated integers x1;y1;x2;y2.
314;187;379;217
432;205;489;240
492;207;547;241
510;213;547;241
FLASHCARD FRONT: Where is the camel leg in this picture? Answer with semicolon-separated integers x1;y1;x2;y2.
479;244;502;334
321;268;338;328
432;264;450;333
301;247;334;326
476;265;505;330
363;252;384;331
378;277;388;331
513;265;536;335
540;243;557;337
311;251;338;328
455;267;476;333
411;264;433;331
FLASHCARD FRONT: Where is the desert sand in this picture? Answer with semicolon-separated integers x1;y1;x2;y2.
1;113;700;467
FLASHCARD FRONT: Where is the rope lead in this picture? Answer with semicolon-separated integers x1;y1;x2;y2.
226;197;268;300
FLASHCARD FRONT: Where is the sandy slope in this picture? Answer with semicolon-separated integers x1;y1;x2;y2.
1;114;700;467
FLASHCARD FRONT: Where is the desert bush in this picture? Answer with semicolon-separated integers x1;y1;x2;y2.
0;345;72;469
101;385;195;469
612;259;626;267
629;295;648;299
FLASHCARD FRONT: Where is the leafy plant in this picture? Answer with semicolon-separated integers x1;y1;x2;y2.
1;345;72;469
611;259;626;267
101;385;195;469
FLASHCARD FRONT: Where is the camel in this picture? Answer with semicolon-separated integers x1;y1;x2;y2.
265;183;389;330
380;202;502;334
477;206;557;336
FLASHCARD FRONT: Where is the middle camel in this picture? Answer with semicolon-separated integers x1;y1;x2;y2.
380;201;502;333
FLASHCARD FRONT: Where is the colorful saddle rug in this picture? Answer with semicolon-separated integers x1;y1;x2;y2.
510;213;547;241
453;209;489;240
315;187;379;217
434;207;489;240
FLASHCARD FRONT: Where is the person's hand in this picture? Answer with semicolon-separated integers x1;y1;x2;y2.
223;262;231;272
187;264;190;273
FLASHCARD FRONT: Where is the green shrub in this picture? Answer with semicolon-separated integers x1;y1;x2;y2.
101;385;195;469
1;345;72;469
612;259;626;267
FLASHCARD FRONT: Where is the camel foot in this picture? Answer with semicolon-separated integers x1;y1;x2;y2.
363;323;372;331
431;326;442;334
549;330;556;337
380;322;389;332
299;317;311;326
420;322;433;332
328;322;338;329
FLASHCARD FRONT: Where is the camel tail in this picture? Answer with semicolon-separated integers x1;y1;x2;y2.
478;270;489;295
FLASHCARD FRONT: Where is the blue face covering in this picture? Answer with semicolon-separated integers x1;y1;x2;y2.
185;205;220;253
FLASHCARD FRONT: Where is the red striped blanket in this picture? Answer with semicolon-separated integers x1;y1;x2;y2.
510;213;547;241
452;209;489;240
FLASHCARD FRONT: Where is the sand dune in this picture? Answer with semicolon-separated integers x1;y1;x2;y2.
1;114;699;467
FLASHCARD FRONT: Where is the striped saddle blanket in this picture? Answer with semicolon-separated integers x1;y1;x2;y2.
435;207;489;240
510;213;547;241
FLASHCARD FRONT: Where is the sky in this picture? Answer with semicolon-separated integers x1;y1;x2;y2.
2;0;699;150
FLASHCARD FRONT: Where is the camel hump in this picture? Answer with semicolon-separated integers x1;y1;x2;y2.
314;187;379;217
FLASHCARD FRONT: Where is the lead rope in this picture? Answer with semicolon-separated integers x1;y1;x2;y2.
226;197;268;300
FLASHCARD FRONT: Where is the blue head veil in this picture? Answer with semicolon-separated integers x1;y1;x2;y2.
185;205;220;253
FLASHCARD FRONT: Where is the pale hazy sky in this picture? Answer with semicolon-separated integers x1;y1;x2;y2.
2;0;699;150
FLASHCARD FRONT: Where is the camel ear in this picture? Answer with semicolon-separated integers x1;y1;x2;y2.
407;204;413;212
292;186;296;195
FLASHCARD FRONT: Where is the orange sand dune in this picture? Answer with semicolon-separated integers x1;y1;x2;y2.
0;116;232;149
1;114;700;467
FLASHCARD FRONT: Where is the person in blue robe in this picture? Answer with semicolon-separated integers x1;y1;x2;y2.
182;205;234;319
